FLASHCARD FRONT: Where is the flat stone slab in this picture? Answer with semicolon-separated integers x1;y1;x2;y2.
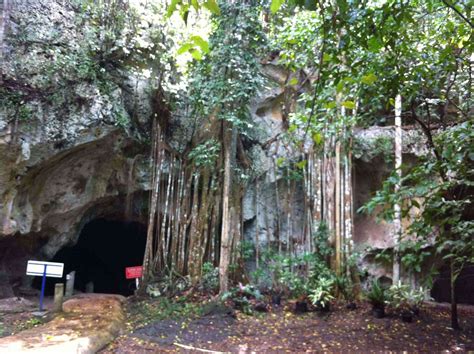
0;297;36;313
0;294;125;353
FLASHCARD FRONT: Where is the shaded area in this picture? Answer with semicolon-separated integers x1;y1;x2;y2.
33;219;146;296
133;314;235;347
104;302;474;353
0;236;46;298
431;264;474;305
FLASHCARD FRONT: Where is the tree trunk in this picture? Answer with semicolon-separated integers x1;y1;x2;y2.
273;156;282;254
0;0;8;86
335;140;341;276
255;179;259;269
188;173;201;282
393;94;402;284
450;259;460;330
141;122;162;291
219;123;236;294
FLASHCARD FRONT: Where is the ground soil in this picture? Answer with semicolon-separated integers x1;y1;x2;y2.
0;296;52;338
102;300;474;353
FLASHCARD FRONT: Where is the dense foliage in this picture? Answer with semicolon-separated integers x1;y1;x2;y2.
187;1;266;135
167;0;473;327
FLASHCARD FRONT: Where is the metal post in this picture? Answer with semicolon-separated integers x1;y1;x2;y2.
39;264;47;311
135;278;139;290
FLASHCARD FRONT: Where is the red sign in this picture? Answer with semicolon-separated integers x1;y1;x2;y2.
125;266;143;279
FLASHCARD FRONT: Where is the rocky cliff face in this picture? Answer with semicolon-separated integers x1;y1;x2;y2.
0;1;430;297
0;0;159;293
241;63;428;282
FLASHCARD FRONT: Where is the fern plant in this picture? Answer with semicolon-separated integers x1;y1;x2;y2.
366;279;386;309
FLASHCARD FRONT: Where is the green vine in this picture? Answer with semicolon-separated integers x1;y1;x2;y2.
188;1;266;136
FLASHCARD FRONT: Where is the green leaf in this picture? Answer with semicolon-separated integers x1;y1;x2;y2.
276;157;286;167
270;0;284;14
295;160;307;169
203;0;220;15
312;132;323;145
289;77;299;86
177;43;193;55
190;49;202;61
368;37;383;52
324;101;337;109
323;53;332;63
191;35;210;54
336;0;348;13
342;101;356;109
191;0;199;11
167;0;181;18
361;73;377;85
182;9;189;24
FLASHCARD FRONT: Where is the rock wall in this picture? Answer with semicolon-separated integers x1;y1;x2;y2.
242;64;428;283
0;0;433;297
0;0;158;295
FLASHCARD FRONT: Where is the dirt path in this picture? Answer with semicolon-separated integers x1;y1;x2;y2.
0;294;125;353
103;301;474;353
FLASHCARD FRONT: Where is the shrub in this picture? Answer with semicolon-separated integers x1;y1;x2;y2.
199;262;219;293
308;277;335;310
221;283;263;315
366;279;386;309
334;274;355;303
386;282;427;313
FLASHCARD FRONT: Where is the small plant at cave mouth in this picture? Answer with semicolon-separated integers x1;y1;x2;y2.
128;297;203;328
386;282;428;317
309;277;335;311
334;274;355;304
199;262;219;292
366;279;386;318
221;283;263;315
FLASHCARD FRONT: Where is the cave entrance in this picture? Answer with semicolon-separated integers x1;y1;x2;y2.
34;219;146;296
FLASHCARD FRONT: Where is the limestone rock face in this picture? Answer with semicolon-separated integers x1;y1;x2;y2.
0;0;157;294
242;64;428;281
0;1;432;296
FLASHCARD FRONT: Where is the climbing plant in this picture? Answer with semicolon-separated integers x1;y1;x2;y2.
187;0;266;133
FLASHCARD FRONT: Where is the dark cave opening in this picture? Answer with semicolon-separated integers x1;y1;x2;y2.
33;219;146;296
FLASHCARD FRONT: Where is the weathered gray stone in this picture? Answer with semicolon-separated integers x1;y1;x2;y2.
0;0;160;297
53;283;64;312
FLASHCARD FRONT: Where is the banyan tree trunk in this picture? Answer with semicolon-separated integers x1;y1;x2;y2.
219;122;237;294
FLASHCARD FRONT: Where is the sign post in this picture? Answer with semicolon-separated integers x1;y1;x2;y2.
39;264;47;311
125;266;143;290
26;260;64;312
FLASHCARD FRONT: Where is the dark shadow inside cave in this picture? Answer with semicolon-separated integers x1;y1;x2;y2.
33;219;146;296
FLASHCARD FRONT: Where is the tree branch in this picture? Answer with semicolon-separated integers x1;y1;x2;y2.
410;101;447;181
441;0;474;29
